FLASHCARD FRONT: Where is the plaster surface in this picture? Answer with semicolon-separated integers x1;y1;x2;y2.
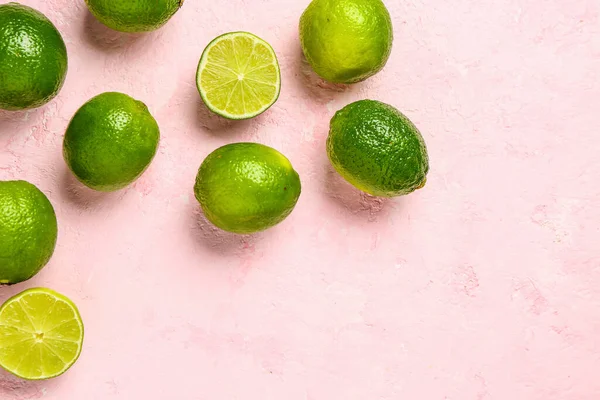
0;0;599;399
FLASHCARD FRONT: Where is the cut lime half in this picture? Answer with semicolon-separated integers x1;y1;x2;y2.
196;32;281;120
0;288;84;380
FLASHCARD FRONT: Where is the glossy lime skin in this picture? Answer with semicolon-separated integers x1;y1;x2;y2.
0;181;58;284
0;3;68;111
63;92;160;192
194;143;302;234
327;100;429;197
85;0;183;32
299;0;393;84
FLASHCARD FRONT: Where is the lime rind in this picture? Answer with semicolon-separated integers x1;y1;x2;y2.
194;142;302;234
299;0;393;84
0;288;84;380
84;0;183;33
196;32;281;120
0;180;58;285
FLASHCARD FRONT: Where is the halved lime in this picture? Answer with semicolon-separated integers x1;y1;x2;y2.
196;32;281;120
0;288;84;380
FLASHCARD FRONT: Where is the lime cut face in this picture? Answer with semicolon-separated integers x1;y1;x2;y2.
196;32;281;120
0;288;84;380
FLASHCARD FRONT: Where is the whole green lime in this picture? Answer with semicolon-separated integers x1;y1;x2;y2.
299;0;393;84
63;92;160;192
194;143;302;234
0;181;58;284
0;3;68;111
85;0;184;32
327;100;429;197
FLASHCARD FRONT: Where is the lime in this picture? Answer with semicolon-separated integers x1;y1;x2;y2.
0;3;68;111
0;288;84;380
63;92;160;192
299;0;393;84
0;181;58;285
196;32;281;120
194;143;301;234
327;100;429;197
85;0;183;32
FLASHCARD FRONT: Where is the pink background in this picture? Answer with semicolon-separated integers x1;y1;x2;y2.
1;0;599;399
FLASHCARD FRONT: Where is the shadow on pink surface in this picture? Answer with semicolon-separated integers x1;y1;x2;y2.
194;95;260;139
0;369;55;399
295;49;353;103
59;167;128;211
81;11;155;53
322;161;392;221
0;109;44;126
188;201;271;257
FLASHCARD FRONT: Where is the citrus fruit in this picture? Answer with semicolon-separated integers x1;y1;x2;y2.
327;100;429;197
196;32;281;120
0;3;68;111
63;92;160;192
299;0;393;84
0;181;58;285
0;288;84;380
194;143;301;234
85;0;183;32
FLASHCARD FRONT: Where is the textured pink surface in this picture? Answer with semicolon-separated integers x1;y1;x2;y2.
1;0;599;398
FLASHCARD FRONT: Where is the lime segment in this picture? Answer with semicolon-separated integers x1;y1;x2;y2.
0;288;84;380
196;32;281;120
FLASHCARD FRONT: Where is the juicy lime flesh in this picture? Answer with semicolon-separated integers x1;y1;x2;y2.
0;181;58;285
63;92;160;192
0;288;84;380
194;143;301;234
197;32;281;120
85;0;183;32
327;100;429;197
0;3;68;110
299;0;393;83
